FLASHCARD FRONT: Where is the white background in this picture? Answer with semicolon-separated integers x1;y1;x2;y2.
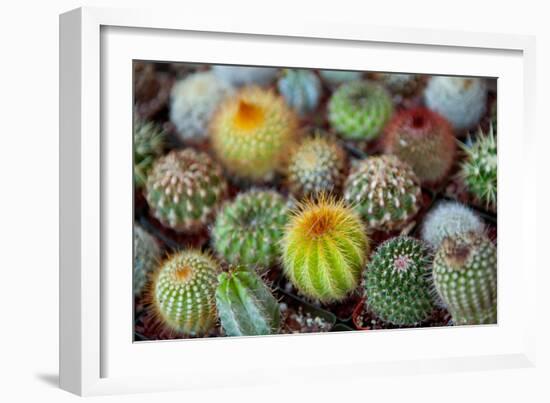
1;0;548;402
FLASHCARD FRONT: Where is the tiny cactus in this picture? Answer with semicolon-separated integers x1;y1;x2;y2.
152;250;221;335
344;155;422;232
382;107;456;184
211;190;290;269
133;224;161;297
328;80;393;141
364;236;434;326
285;134;347;198
460;125;497;211
212;65;278;87
216;266;281;336
134;119;166;189
433;231;497;325
210;86;298;181
169;71;233;142
281;195;369;303
145;149;227;232
319;69;362;89
277;69;322;116
373;72;424;97
424;76;487;131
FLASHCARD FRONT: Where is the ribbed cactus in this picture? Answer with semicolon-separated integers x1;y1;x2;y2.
216;266;281;336
285;134;347;198
210;86;298;181
364;236;434;326
319;69;362;89
277;69;322;116
281;195;369;303
134;119;166;189
152;250;221;335
344;155;422;231
133;224;161;297
373;73;424;97
328;80;393;141
433;232;497;325
169;71;233;142
460;125;497;211
145;149;227;232
382;107;456;184
212;65;278;87
424;76;487;131
211;190;290;269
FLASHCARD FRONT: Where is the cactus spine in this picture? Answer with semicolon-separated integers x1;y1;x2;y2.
134;225;161;297
134;119;166;189
277;69;322;116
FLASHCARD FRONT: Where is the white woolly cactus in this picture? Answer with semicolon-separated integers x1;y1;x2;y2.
169;71;233;142
421;201;485;249
424;76;487;131
212;65;278;87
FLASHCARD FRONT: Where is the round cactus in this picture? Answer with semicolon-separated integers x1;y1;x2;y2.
328;80;393;141
382;107;456;184
364;236;434;326
212;65;278;87
373;72;424;97
319;69;362;88
145;149;227;233
169;71;233;142
285;134;347;198
209;86;298;181
424;76;487;131
277;69;322;116
216;266;281;336
152;250;221;335
460;125;497;211
134;119;166;189
433;231;497;325
211;190;290;269
281;195;369;303
421;201;484;249
133;224;161;297
344;155;422;232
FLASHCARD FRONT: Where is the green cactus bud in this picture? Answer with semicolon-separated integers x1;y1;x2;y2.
134;119;166;189
133;224;161;297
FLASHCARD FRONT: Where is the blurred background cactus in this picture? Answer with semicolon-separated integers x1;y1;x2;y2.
133;224;161;297
277;69;322;117
319;69;363;89
212;65;278;87
134;119;166;189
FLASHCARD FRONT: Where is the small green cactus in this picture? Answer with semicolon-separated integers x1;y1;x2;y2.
134;119;166;189
277;69;322;116
133;224;161;297
211;190;290;269
152;250;221;335
364;236;434;326
145;148;227;232
216;266;281;336
344;155;422;232
328;80;393;141
433;232;497;325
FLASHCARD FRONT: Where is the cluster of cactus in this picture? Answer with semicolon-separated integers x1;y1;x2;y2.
133;224;161;297
424;76;487;131
134;119;166;189
382;107;456;184
281;195;369;303
328;80;393;141
212;65;278;87
364;237;434;326
169;71;233;142
432;231;497;325
211;190;290;269
344;155;422;231
216;266;281;336
210;86;298;181
460;125;497;211
285;134;347;198
145;148;227;232
277;69;322;116
373;72;424;97
319;69;362;89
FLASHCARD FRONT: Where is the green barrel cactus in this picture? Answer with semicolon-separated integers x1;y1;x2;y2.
277;69;322;116
216;266;281;336
134;119;166;189
133;224;161;297
433;231;497;325
364;236;434;326
211;190;290;269
145;148;227;233
152;250;221;335
344;155;422;232
328;80;393;141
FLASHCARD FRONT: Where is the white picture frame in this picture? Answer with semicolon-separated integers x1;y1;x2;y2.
59;6;537;396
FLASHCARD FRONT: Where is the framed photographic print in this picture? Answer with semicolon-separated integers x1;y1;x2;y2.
60;6;537;396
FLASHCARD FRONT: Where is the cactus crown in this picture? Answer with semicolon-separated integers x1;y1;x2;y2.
134;119;166;189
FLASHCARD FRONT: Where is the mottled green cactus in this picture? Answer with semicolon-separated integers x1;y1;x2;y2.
212;190;290;269
145;149;227;233
133;224;161;297
364;236;434;326
152;250;221;335
216;266;281;336
344;155;422;231
328;80;393;141
282;195;369;303
134;119;166;189
433;232;497;325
